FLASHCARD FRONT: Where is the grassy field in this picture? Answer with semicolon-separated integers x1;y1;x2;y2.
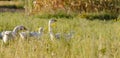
0;12;120;58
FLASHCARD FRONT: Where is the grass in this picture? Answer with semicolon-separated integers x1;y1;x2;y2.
80;12;119;20
0;12;120;58
33;13;76;19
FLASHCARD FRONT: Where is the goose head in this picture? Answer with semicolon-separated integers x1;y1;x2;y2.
17;25;27;30
13;25;27;32
49;19;57;24
13;25;27;35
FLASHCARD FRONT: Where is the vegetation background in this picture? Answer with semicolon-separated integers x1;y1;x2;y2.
0;0;120;20
0;0;120;58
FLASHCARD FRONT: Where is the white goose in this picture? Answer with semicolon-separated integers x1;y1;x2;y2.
48;19;57;40
19;27;44;39
49;19;74;40
1;25;27;43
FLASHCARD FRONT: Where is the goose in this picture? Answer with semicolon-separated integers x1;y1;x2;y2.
54;31;74;40
48;19;74;40
48;19;57;40
1;25;27;43
64;31;75;40
19;27;44;39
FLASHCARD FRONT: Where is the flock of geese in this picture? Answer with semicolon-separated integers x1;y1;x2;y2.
0;19;74;43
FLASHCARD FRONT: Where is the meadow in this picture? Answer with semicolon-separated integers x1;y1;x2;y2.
0;12;120;58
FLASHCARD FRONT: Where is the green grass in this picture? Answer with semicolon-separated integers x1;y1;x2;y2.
0;12;120;58
80;12;119;20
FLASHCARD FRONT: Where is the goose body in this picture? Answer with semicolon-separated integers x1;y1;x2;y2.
55;31;74;40
64;31;74;40
19;27;43;39
1;25;27;43
2;31;14;43
48;19;74;40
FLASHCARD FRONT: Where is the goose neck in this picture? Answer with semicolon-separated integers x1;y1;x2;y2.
49;22;54;40
12;27;18;35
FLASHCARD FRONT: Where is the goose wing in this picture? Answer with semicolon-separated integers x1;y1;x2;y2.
30;32;39;38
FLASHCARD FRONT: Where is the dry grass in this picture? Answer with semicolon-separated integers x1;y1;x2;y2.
30;0;120;14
